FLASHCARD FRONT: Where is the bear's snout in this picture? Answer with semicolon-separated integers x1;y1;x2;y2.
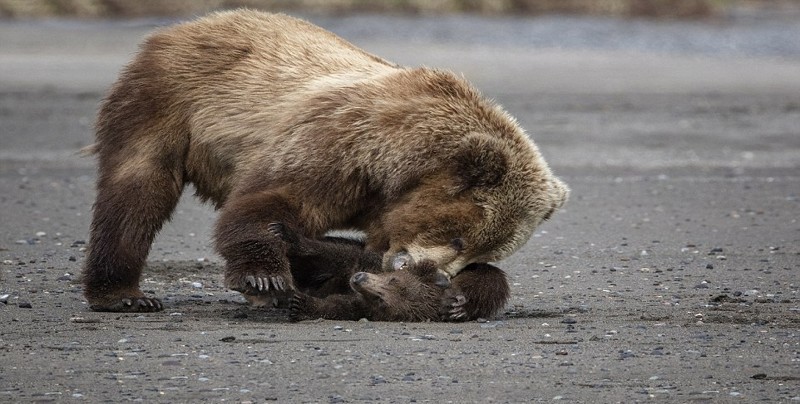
392;251;413;271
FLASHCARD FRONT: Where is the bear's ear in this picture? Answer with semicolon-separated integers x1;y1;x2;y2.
453;134;509;190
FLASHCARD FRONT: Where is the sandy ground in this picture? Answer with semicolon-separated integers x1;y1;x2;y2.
1;13;799;403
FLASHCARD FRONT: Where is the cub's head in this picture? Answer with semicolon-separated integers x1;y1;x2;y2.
381;133;568;277
350;260;450;322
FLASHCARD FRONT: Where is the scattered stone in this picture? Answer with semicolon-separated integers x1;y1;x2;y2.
18;301;32;308
706;263;714;269
70;317;102;323
752;373;767;380
0;294;9;304
220;336;236;342
560;318;577;324
370;375;387;385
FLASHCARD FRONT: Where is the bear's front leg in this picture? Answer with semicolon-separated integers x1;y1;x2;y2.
215;190;308;297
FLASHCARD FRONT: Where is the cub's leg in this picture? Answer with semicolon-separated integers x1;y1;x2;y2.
83;147;184;312
441;263;510;321
289;292;370;322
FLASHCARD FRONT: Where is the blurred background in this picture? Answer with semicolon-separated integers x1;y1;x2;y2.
1;0;800;19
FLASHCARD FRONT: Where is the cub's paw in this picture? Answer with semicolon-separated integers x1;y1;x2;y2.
266;222;308;256
89;296;163;313
441;294;468;322
266;222;288;240
289;293;316;322
266;222;301;244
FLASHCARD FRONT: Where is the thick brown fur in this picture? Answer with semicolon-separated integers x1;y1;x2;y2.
267;222;509;322
83;9;567;312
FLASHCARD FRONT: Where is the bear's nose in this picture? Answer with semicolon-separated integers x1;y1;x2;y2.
352;272;368;284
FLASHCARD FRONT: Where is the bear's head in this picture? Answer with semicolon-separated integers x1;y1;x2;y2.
380;133;568;277
350;260;451;321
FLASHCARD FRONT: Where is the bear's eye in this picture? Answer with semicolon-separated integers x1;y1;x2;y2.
450;238;465;253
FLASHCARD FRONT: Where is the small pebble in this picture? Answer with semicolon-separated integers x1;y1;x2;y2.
191;282;203;289
18;301;32;309
70;317;102;323
370;375;387;385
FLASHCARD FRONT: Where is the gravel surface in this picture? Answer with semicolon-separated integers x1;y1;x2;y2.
1;13;799;402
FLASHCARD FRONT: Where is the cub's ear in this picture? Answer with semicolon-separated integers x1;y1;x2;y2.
453;134;508;191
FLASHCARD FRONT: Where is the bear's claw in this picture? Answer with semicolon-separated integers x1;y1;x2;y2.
445;294;468;321
243;275;289;292
266;222;287;240
90;296;163;312
288;293;313;322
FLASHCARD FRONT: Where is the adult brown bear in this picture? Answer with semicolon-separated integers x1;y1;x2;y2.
83;10;568;312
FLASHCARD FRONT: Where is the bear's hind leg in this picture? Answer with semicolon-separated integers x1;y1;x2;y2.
83;158;184;312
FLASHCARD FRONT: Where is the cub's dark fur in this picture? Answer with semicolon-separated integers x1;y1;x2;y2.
268;223;509;322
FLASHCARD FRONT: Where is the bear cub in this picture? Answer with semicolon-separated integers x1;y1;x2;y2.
267;222;510;322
